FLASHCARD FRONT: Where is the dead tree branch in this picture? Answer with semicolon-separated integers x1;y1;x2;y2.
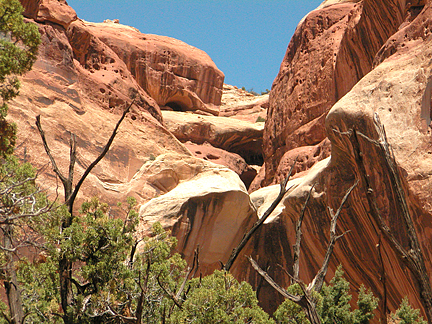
35;101;133;324
223;158;297;272
292;184;315;284
249;180;357;324
309;180;357;293
345;115;432;322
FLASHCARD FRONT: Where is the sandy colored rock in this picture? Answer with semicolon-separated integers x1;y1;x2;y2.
162;110;264;165
220;84;268;123
8;9;195;211
138;158;256;273
184;141;257;189
78;20;224;115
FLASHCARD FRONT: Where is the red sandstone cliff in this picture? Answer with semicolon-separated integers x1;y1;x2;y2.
7;0;432;321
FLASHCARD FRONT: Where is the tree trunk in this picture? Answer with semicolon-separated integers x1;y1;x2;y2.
3;225;24;324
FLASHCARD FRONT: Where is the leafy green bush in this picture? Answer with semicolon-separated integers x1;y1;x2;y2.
256;116;266;123
274;266;378;324
391;297;427;324
170;270;274;324
0;0;40;156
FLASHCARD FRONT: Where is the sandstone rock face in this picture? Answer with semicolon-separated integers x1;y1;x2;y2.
162;110;264;166
21;0;77;29
263;0;409;187
219;84;269;123
243;1;432;319
138;158;256;273
10;2;231;210
184;141;258;189
10;0;432;321
78;20;224;115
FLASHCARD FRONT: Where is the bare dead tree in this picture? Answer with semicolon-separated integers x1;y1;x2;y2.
249;181;358;324
223;159;297;272
345;115;432;322
35;101;133;324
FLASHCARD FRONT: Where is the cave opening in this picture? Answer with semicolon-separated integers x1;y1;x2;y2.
166;101;188;112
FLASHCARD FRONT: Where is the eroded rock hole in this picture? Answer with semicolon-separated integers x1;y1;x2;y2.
166;101;188;112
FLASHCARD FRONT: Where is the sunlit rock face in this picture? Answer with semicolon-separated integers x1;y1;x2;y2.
21;0;77;29
137;156;257;274
10;0;432;321
74;20;225;115
263;0;409;187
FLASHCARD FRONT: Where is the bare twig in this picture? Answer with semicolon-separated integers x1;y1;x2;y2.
249;180;357;324
309;180;358;293
292;184;315;283
223;158;298;271
35;101;134;323
175;246;199;301
347;117;432;322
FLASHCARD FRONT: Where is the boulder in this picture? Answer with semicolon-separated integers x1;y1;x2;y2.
184;141;258;189
137;158;256;273
20;0;77;29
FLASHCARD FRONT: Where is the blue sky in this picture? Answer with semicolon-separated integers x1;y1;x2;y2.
67;1;322;93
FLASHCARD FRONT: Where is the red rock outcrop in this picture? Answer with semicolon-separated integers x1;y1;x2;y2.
10;0;228;210
263;0;410;187
9;0;432;322
21;0;77;29
219;84;269;123
77;20;224;115
238;0;432;319
184;141;258;188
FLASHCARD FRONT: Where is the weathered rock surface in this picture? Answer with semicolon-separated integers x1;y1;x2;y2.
10;0;231;210
162;110;264;165
78;20;224;115
138;158;256;273
219;84;268;123
242;1;432;319
263;0;409;186
184;141;258;189
9;0;432;321
21;0;77;29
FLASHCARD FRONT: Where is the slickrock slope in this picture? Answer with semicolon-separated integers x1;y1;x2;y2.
219;84;269;123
